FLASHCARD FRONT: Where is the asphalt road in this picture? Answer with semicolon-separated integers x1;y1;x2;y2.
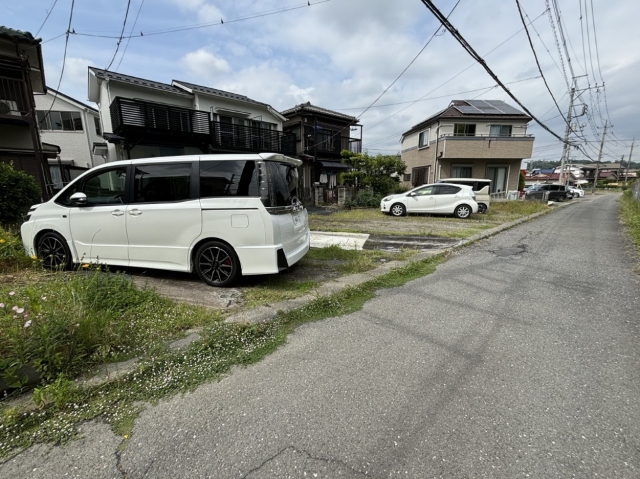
3;193;640;478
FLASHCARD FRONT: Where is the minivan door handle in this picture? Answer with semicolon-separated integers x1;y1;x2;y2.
128;209;142;216
111;209;124;216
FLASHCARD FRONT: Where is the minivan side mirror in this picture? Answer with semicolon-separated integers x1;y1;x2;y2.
69;192;88;206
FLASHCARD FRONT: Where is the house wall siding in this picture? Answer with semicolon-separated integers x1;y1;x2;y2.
441;137;534;159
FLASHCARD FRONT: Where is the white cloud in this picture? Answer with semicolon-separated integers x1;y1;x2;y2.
170;0;224;24
182;48;232;79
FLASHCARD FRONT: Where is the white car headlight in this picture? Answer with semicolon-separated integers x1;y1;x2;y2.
382;196;393;202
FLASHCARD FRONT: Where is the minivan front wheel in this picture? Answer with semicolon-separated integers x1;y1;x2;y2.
454;204;472;219
195;241;240;287
37;232;71;270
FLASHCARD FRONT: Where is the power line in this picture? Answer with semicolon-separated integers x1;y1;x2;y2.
115;0;145;71
515;0;567;129
105;0;132;71
419;0;570;145
364;10;547;133
588;0;613;126
35;0;59;37
70;0;331;40
44;0;75;124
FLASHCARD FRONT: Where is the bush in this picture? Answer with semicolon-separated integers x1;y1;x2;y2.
0;227;35;273
343;190;386;208
0;162;41;227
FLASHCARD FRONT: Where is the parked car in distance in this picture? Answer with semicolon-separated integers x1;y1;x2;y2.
437;178;491;213
524;183;573;202
21;153;310;287
569;186;585;197
380;183;478;219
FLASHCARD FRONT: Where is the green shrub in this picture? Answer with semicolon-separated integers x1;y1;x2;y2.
0;162;41;226
344;190;386;208
0;227;36;273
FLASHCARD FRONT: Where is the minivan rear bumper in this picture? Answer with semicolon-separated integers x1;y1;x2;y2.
236;231;310;275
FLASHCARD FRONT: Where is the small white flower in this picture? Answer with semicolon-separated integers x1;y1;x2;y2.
24;320;31;328
0;303;4;308
12;306;18;311
8;291;15;296
16;308;24;314
41;296;47;301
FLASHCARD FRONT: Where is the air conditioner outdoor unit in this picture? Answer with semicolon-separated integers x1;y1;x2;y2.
0;100;21;116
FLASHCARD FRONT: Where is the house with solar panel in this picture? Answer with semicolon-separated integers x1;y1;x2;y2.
400;100;534;194
87;67;295;163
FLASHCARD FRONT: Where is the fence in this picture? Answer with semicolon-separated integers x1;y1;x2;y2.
632;181;640;204
299;186;373;206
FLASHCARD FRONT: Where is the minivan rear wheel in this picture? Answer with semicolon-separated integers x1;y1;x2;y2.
195;241;240;287
477;203;487;214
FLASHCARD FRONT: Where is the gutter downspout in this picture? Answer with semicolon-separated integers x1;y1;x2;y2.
433;121;440;182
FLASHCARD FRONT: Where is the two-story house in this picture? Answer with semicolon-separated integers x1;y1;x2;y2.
400;100;534;193
280;102;362;191
34;87;105;190
87;67;295;162
0;26;56;198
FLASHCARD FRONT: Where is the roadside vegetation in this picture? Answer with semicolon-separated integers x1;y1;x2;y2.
620;188;640;254
0;229;444;458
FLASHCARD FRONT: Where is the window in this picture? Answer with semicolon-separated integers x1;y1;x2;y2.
435;185;461;195
403;173;411;182
414;186;435;196
35;110;83;131
486;166;508;193
57;167;127;206
265;162;299;207
418;129;430;148
134;163;191;203
490;125;512;137
94;116;102;136
451;166;472;178
454;124;476;137
411;166;429;187
200;160;259;197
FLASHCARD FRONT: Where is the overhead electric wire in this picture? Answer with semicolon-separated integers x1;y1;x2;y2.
44;0;75;124
419;0;570;145
35;0;59;37
115;0;145;71
70;0;331;40
515;0;569;131
105;0;132;71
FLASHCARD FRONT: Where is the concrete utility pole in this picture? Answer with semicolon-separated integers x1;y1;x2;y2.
558;85;576;185
625;139;634;185
591;120;608;195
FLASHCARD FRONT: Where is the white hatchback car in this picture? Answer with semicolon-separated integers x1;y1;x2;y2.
380;183;478;219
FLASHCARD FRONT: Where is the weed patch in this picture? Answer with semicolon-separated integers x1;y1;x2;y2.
620;191;640;254
0;254;444;459
0;228;37;274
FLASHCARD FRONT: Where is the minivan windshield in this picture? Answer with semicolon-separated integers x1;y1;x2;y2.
265;162;299;207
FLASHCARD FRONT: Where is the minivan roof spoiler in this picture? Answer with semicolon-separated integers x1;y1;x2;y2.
259;153;302;167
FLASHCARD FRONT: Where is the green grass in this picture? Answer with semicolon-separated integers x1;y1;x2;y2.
0;227;36;274
241;277;318;308
620;190;640;254
0;253;445;458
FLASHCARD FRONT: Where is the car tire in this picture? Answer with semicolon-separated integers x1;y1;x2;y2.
194;240;240;287
477;203;488;214
454;204;472;219
557;195;566;202
390;203;406;217
37;231;72;270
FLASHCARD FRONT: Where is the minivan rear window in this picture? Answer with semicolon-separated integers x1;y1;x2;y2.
200;160;259;197
134;163;191;203
265;162;299;207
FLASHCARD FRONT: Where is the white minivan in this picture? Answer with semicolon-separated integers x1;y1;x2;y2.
21;153;310;287
437;178;491;213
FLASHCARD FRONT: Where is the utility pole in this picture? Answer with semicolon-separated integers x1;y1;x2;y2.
591;120;608;194
625;139;634;185
558;85;576;185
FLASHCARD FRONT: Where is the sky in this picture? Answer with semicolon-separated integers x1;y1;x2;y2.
4;0;639;166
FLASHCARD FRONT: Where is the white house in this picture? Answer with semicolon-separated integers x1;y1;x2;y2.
87;67;294;163
34;88;105;189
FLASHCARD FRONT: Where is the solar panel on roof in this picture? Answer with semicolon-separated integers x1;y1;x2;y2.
455;105;482;114
484;100;524;115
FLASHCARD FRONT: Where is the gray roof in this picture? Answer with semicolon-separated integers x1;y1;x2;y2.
281;102;358;122
172;80;263;105
47;87;98;113
89;67;191;96
0;26;40;45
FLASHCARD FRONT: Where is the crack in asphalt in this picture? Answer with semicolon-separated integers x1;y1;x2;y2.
240;445;369;478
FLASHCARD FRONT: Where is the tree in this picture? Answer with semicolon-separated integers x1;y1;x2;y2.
0;162;41;226
518;171;526;191
340;150;406;195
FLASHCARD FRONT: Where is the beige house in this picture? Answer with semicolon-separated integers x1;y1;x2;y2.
400;100;534;193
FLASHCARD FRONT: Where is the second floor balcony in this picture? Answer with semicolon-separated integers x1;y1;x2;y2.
306;132;362;156
438;133;534;160
109;97;296;155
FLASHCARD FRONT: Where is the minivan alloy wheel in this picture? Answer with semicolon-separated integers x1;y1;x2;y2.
195;241;240;287
37;232;71;269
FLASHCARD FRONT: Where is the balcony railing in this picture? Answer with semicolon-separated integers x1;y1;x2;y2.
306;133;362;155
211;121;296;155
110;97;210;138
0;76;27;116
